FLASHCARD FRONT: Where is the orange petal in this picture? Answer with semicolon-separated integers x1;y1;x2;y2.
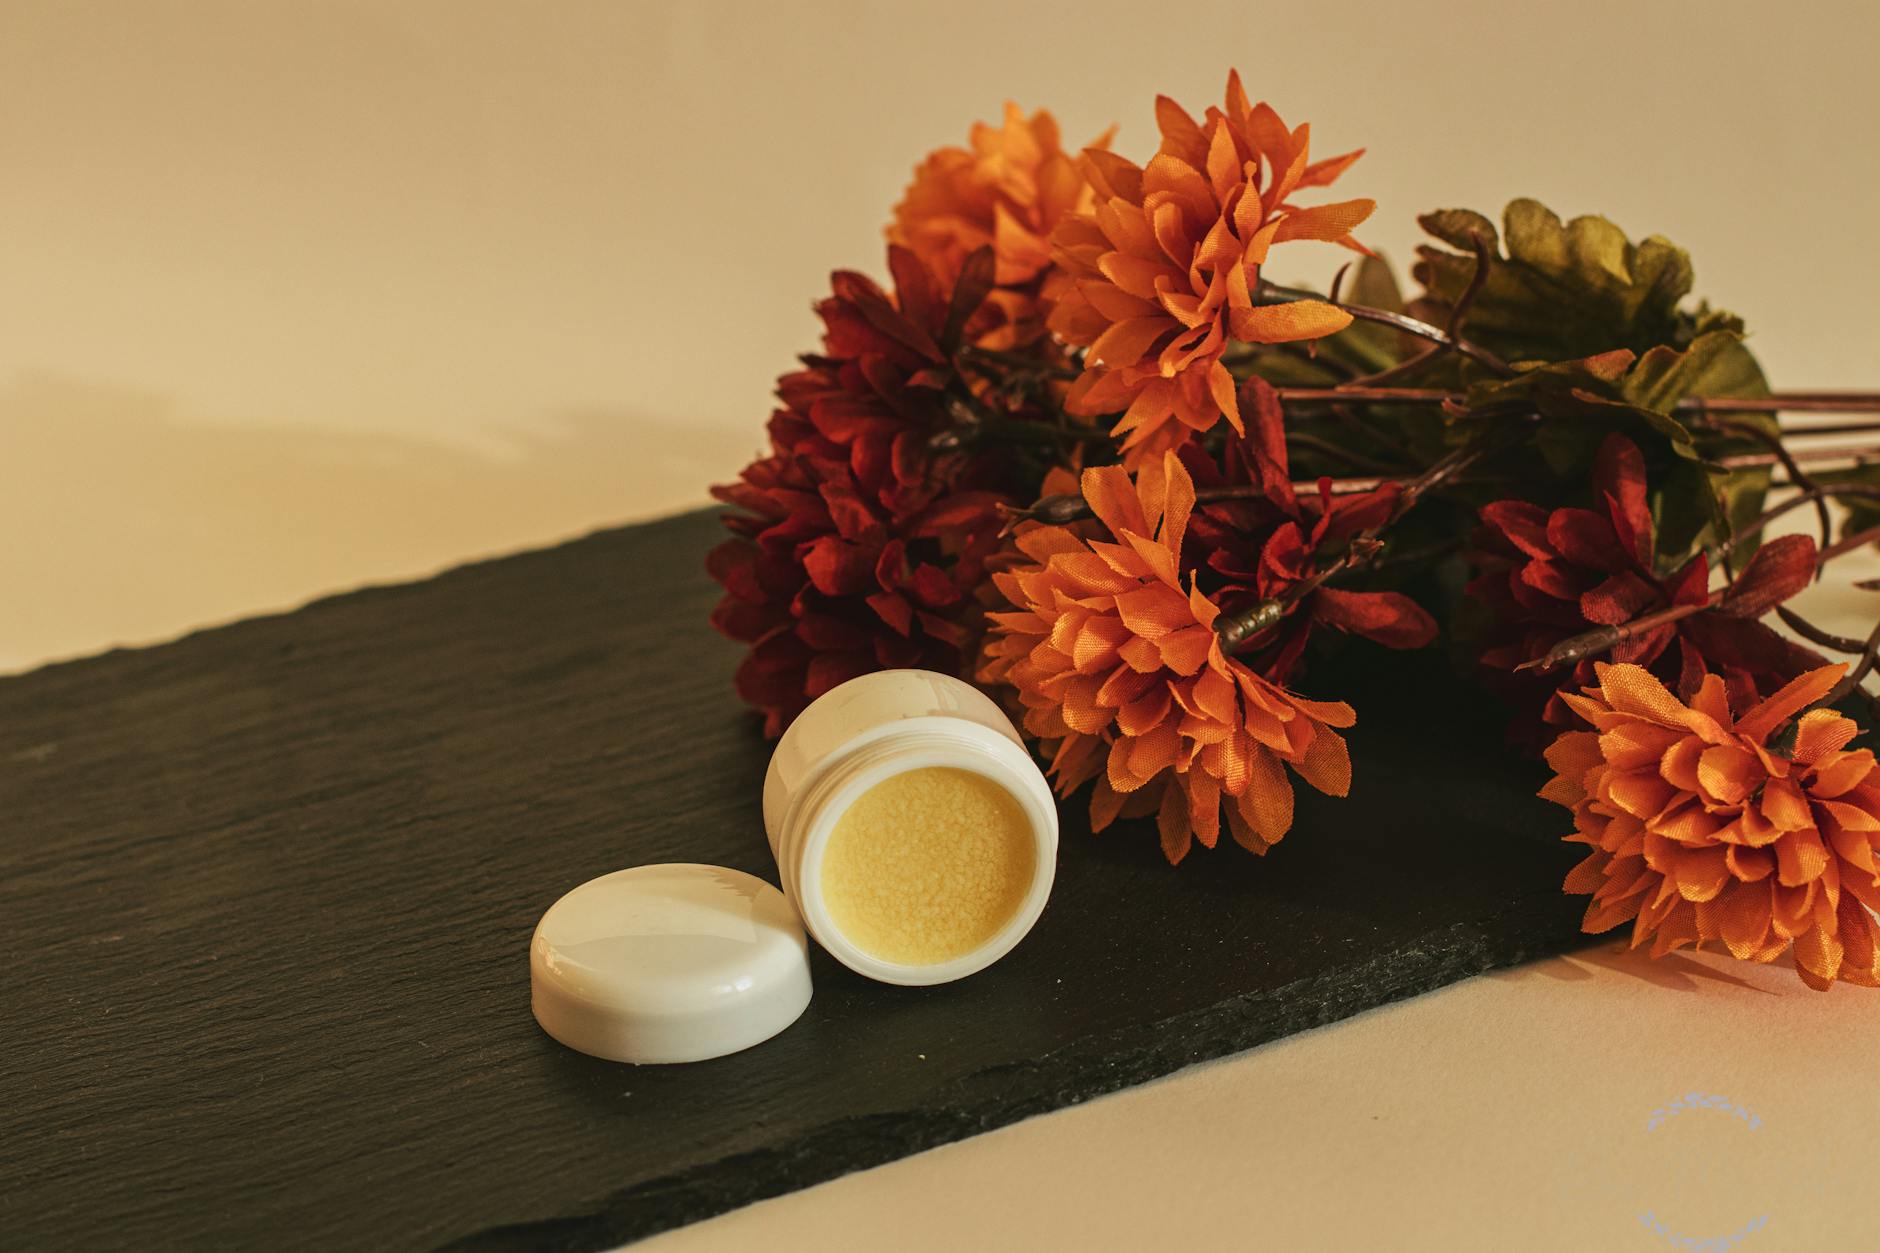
1673;843;1730;902
1605;770;1677;819
1116;686;1174;736
1726;844;1776;882
1272;198;1375;243
1224;803;1269;855
1770;882;1816;939
1141;153;1219;233
1696;743;1759;805
1594;662;1720;738
1203;118;1241;202
1096;664;1159;708
1659;735;1705;792
1082;463;1148;538
1227;298;1351;345
1207;359;1241;435
1296;147;1363;189
1719;881;1772;958
1793;923;1844;984
1013;525;1085;563
1126;719;1181;781
1564;850;1609;895
1160;452;1196;554
1793;708;1859;765
1186;771;1222;848
1735;663;1849;743
1148;625;1208;677
1089;314;1173;369
1811;750;1876;799
1113;584;1191;640
1761;776;1813;831
1599;721;1682;771
1153;94;1208;167
1156;779;1191;865
1294;726;1351;797
1238;747;1295;844
1089;777;1129;833
1203;730;1254;796
1544;729;1602;776
1048;551;1140;595
1279;691;1357;729
1689;672;1732;725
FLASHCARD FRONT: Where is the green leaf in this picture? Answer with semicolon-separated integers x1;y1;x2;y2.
1345;251;1406;312
1652;458;1724;566
1457;350;1696;456
1622;330;1763;413
1412;198;1701;366
1628;329;1774;569
1417;208;1498;254
1446;330;1784;571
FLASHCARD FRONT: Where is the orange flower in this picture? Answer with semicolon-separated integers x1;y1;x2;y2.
979;451;1354;864
1049;71;1372;465
1541;662;1880;990
888;104;1110;349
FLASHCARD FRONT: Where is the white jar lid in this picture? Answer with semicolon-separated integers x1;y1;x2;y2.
530;863;812;1064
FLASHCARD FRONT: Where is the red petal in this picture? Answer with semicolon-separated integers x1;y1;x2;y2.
1594;435;1653;564
1480;500;1554;560
818;480;879;542
1579;572;1659;626
1546;507;1628;573
802;535;874;595
1719;534;1817;618
866;591;914;636
1313;588;1438;649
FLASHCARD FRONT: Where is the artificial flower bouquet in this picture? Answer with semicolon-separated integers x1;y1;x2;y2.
707;72;1880;990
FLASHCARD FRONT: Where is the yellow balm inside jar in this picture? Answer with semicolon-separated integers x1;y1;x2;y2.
819;766;1037;966
763;669;1059;985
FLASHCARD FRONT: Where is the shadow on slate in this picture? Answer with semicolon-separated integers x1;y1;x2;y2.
0;509;1593;1250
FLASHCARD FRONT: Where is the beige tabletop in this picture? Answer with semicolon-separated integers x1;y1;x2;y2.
5;3;1877;1249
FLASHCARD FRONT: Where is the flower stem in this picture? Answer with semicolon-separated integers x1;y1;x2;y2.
1265;386;1880;423
1776;606;1868;654
1706;417;1834;562
1817;618;1880;713
1520;518;1880;674
1514;599;1715;674
1717;484;1880;561
1216;427;1515;650
1255;279;1516;378
1819;522;1880;566
1348;231;1496;386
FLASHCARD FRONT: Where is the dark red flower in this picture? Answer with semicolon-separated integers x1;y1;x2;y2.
1179;378;1438;682
1469;433;1821;749
708;246;1025;735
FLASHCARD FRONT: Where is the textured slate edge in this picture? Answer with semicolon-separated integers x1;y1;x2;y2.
3;517;648;684
442;900;1589;1251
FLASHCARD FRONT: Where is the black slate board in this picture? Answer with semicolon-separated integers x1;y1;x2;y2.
0;509;1590;1250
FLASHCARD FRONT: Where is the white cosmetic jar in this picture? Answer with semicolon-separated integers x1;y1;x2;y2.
763;669;1059;986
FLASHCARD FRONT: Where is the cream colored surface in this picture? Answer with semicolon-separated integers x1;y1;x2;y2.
5;2;1878;1249
643;941;1874;1253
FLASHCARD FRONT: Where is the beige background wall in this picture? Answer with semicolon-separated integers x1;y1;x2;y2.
3;0;1878;671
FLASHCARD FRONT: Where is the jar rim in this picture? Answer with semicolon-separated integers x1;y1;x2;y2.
781;720;1058;986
